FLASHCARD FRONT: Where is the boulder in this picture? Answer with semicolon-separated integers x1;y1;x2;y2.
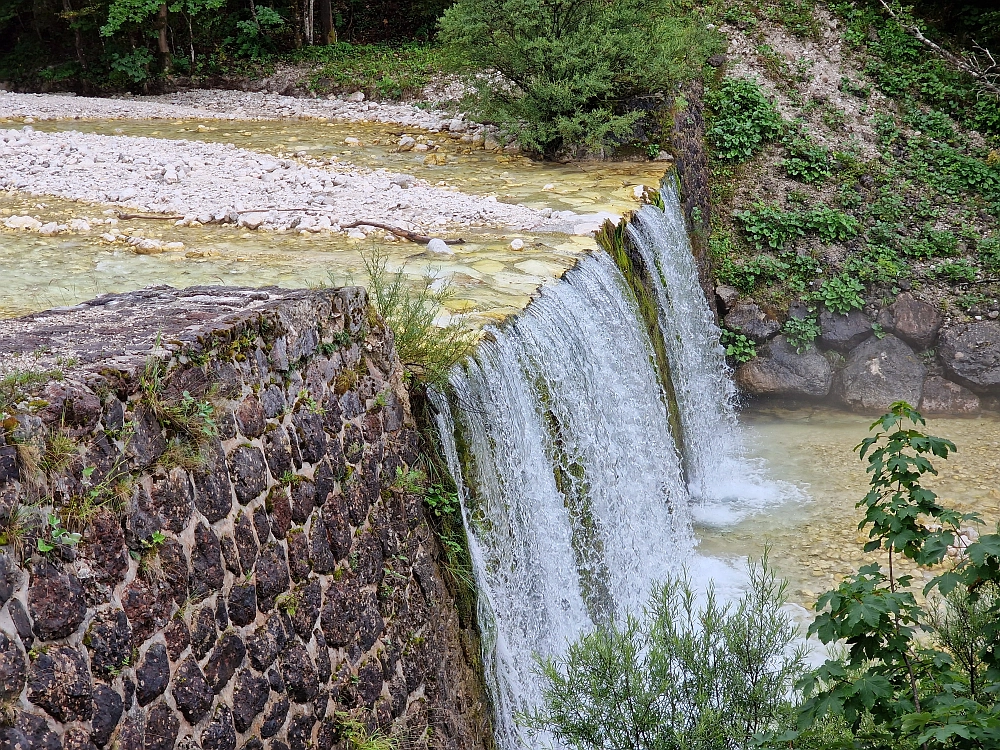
939;321;1000;393
715;285;740;313
919;377;980;415
877;293;942;350
723;302;781;343
818;309;872;352
733;336;833;398
836;335;925;411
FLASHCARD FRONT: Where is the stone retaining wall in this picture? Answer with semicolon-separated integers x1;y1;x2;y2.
0;286;489;750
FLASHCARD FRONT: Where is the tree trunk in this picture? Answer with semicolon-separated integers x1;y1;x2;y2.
157;3;172;74
319;0;335;45
61;0;88;70
304;0;314;45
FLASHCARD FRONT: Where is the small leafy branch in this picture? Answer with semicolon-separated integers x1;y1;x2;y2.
130;530;167;562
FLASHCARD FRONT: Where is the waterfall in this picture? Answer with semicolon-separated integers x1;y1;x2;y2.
430;251;693;750
624;182;749;502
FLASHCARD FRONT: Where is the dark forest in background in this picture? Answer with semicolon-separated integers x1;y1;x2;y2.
0;0;997;98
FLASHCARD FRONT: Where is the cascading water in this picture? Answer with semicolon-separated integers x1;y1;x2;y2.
624;182;749;502
431;250;693;750
431;180;790;750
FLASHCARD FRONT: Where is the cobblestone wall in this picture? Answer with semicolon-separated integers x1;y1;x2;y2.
0;286;489;750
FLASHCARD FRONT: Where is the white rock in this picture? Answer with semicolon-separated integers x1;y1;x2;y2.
426;238;454;255
347;91;365;102
397;136;416;152
413;143;429;152
68;218;91;232
633;185;646;200
543;184;555;191
3;215;42;230
38;222;63;235
509;238;525;250
448;118;468;133
347;229;367;239
344;137;360;146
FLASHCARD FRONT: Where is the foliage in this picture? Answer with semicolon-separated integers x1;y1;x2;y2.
425;482;460;517
0;500;40;558
929;260;978;283
300;42;459;99
782;134;832;183
36;513;82;554
735;204;860;251
788;402;1000;749
978;236;1000;271
439;0;721;156
783;314;821;352
139;361;217;453
720;328;757;363
706;77;784;162
814;275;866;315
335;713;396;750
359;249;478;388
524;556;807;750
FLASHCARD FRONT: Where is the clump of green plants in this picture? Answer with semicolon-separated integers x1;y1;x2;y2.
720;328;757;363
391;466;425;494
140;361;218;448
61;462;136;530
0;500;40;558
782;314;821;352
979;235;1000;271
334;712;396;750
814;275;865;315
782;134;831;183
0;369;62;418
524;555;807;749
706;76;784;162
735;203;860;251
359;250;478;388
425;483;460;517
36;513;82;555
929;259;978;283
787;402;1000;748
439;0;721;156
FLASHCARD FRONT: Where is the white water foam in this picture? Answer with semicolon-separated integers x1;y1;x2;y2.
432;251;693;750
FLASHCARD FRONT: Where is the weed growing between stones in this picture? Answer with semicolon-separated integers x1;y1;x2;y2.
0;499;40;559
0;369;62;418
359;249;477;389
139;359;219;460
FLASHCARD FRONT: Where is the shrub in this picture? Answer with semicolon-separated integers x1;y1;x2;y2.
359;250;478;388
815;275;865;315
439;0;721;156
783;314;821;352
735;204;860;250
706;77;784;162
525;557;807;750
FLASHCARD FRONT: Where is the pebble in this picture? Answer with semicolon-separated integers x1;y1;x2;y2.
509;238;525;251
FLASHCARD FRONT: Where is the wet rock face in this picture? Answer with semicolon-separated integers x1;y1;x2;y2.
818;309;872;352
0;287;488;750
836;335;926;412
939;321;1000;393
920;376;981;415
877;293;942;350
734;336;833;398
724;301;782;343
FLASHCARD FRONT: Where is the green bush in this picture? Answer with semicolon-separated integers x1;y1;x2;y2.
357;250;478;387
815;274;865;315
978;235;1000;271
705;77;784;162
525;557;806;750
438;0;721;156
782;314;821;352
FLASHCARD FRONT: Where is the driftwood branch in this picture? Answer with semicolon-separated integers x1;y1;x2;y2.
340;221;465;245
112;210;464;245
878;0;1000;97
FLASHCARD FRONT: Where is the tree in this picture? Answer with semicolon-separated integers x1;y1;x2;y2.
438;0;721;157
789;402;1000;749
